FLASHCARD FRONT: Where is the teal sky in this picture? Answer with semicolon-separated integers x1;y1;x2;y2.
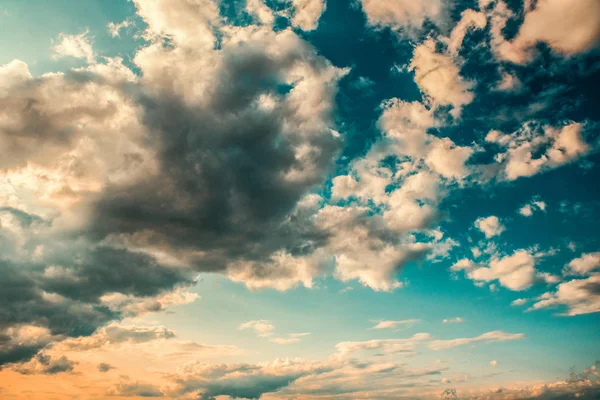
0;0;599;399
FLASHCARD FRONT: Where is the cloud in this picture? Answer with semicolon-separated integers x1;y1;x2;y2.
56;324;176;352
238;320;275;338
269;333;311;345
490;360;498;367
108;379;164;398
511;298;528;306
360;0;447;36
12;353;76;375
0;0;349;363
428;330;525;351
52;31;95;63
529;275;600;316
410;39;475;117
97;363;114;372
446;9;487;55
487;122;591;181
564;252;600;276
442;317;463;324
165;358;334;399
496;0;600;64
458;250;538;291
474;216;505;238
370;319;420;330
107;19;134;37
519;197;547;217
335;333;431;356
238;320;309;344
291;0;326;31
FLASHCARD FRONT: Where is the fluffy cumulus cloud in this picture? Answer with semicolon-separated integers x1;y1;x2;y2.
52;31;95;63
452;250;542;291
360;0;447;36
0;0;348;366
474;216;505;238
491;0;600;64
564;252;600;276
529;275;600;316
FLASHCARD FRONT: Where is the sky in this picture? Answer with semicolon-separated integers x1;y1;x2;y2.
0;0;599;399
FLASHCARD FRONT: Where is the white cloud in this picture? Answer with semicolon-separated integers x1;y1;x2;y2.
370;319;420;330
238;320;309;344
442;317;464;324
490;359;498;367
506;0;600;63
410;39;475;117
336;333;431;355
529;275;600;316
428;330;525;350
446;9;487;55
107;19;133;37
454;250;539;291
489;122;590;181
52;31;95;63
511;298;528;306
564;252;600;276
519;197;547;217
270;333;311;345
425;137;474;179
291;0;326;31
238;320;275;338
360;0;447;36
474;216;505;238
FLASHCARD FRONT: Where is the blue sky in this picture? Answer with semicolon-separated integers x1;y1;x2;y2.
0;0;599;399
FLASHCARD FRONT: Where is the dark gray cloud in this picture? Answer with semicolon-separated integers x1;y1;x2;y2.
97;362;114;373
0;23;344;368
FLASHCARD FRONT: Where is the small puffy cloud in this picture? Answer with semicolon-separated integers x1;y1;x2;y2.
238;320;275;338
519;197;547;217
97;362;114;372
470;250;536;291
474;216;505;238
453;250;540;291
511;298;528;306
529;275;600;316
490;360;498;367
564;252;600;276
52;31;95;63
428;330;525;351
442;317;464;324
370;319;420;330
